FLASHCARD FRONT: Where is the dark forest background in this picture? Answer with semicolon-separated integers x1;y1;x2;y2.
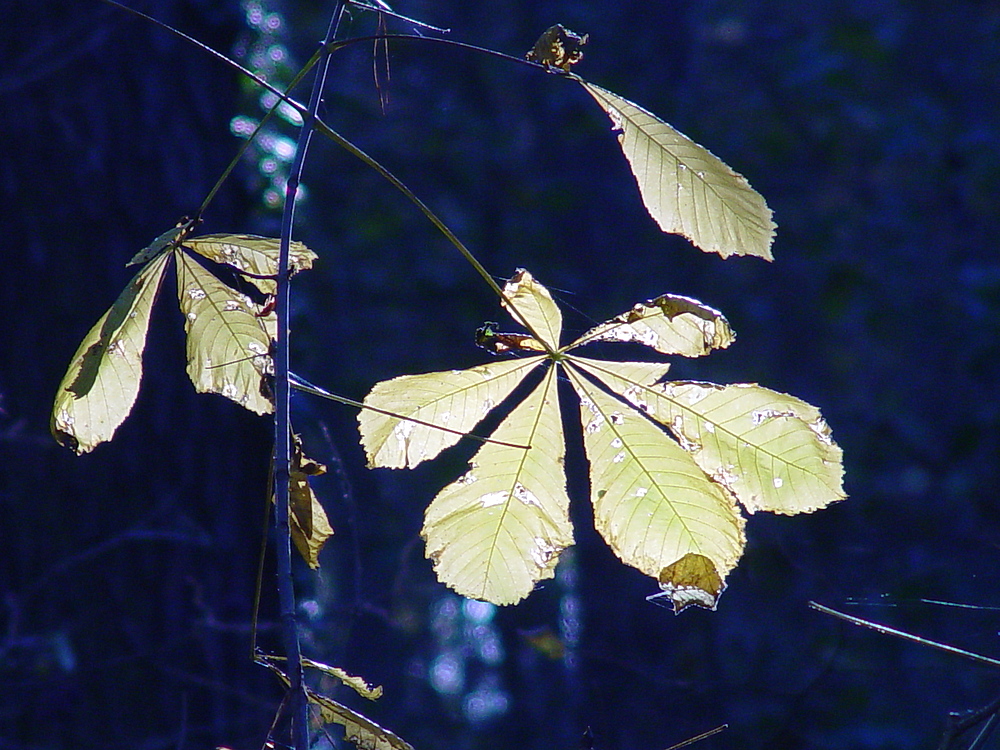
2;1;1000;749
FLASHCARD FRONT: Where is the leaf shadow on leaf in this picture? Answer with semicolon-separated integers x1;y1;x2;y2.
178;246;271;306
65;269;154;398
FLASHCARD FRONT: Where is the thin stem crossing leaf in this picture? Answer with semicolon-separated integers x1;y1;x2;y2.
360;356;544;469
422;366;573;605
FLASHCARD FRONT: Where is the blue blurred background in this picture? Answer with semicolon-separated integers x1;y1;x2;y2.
2;1;1000;748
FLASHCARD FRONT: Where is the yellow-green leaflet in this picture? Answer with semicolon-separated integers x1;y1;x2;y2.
175;250;275;415
51;252;171;454
359;357;544;469
183;234;317;295
567;365;745;587
568;293;735;356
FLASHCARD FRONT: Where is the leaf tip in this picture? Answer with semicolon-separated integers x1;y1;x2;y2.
646;553;727;614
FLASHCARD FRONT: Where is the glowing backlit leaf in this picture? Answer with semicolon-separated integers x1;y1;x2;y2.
422;367;572;605
644;381;845;514
359;270;844;611
568;293;735;356
581;81;776;260
359;357;543;469
501;268;562;349
567;365;745;589
51;252;171;454
576;356;844;514
175;251;275;414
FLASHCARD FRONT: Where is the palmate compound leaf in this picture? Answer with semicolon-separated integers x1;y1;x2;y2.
570;358;846;515
51;252;172;454
359;269;844;609
581;81;776;260
52;232;316;452
175;250;276;415
564;363;745;611
422;365;573;605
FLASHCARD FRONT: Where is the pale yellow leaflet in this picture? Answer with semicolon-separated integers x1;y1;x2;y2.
183;234;317;295
422;366;572;605
572;357;845;515
175;250;275;415
566;365;745;601
581;81;776;260
567;293;735;356
501;268;563;349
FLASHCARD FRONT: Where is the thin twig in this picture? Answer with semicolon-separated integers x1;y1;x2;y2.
98;0;559;351
808;601;1000;669
274;8;344;750
289;372;532;450
663;724;727;750
937;692;1000;750
969;710;999;749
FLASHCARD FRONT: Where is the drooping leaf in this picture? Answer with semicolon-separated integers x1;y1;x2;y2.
287;438;333;569
501;268;563;349
422;366;573;605
566;363;745;593
568;293;735;356
51;252;171;454
308;689;413;750
268;664;410;750
175;250;275;414
646;552;727;613
183;233;317;295
359;356;544;469
302;658;382;700
581;81;776;260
